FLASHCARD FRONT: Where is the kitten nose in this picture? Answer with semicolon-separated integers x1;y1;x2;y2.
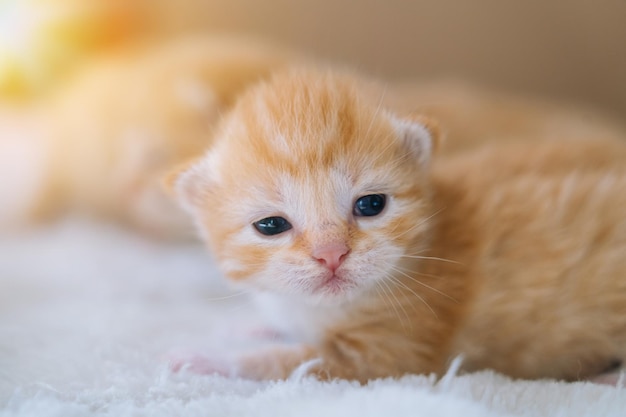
312;243;350;272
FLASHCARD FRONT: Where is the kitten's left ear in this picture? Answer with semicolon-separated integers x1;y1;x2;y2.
391;114;441;164
162;156;213;213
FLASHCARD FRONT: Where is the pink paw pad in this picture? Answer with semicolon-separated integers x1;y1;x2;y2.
248;327;285;341
588;371;624;386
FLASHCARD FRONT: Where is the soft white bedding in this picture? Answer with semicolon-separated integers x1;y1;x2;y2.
1;219;624;417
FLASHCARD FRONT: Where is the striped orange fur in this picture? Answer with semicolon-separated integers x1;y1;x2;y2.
173;68;626;382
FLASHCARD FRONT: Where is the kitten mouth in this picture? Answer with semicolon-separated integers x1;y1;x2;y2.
315;272;354;295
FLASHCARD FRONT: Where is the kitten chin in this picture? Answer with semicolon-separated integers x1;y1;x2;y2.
251;291;353;342
171;68;626;383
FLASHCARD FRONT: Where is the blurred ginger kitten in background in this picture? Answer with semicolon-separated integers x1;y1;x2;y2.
3;37;298;238
0;35;625;239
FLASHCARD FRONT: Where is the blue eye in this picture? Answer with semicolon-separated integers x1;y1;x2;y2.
354;194;386;217
253;216;292;236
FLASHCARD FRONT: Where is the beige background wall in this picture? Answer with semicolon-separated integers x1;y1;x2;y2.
140;0;626;119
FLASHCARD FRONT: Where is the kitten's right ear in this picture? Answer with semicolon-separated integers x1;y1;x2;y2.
163;157;213;212
391;114;442;165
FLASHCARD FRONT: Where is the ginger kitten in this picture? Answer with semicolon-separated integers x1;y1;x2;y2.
171;68;626;382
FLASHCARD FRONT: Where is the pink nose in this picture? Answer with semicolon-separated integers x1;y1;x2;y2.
312;243;350;272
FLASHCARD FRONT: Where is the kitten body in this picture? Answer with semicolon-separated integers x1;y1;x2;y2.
1;37;296;236
386;80;626;155
173;69;626;382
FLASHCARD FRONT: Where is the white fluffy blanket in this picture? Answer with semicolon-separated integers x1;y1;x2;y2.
1;219;624;417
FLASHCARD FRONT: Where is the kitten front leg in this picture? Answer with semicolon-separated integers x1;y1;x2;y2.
235;344;320;380
169;344;319;380
170;316;447;381
238;329;445;382
312;331;446;382
171;332;443;382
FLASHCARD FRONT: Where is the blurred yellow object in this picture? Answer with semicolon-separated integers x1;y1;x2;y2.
0;0;137;101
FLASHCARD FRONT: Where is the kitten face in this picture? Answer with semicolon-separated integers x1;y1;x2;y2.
175;70;436;305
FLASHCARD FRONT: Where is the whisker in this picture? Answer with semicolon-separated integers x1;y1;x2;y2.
376;254;447;281
373;280;410;332
376;264;438;318
391;264;444;281
391;207;446;240
374;140;413;170
360;126;399;168
401;247;430;256
377;274;413;332
362;87;388;140
381;273;423;317
401;255;462;265
386;274;438;319
388;264;458;303
204;290;252;302
388;221;427;242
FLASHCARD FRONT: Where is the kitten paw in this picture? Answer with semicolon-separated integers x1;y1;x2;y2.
166;344;319;381
167;351;235;376
247;327;286;341
588;371;624;386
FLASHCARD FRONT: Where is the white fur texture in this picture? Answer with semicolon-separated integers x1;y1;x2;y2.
1;219;624;417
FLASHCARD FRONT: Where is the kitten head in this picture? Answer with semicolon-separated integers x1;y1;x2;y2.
171;69;439;305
